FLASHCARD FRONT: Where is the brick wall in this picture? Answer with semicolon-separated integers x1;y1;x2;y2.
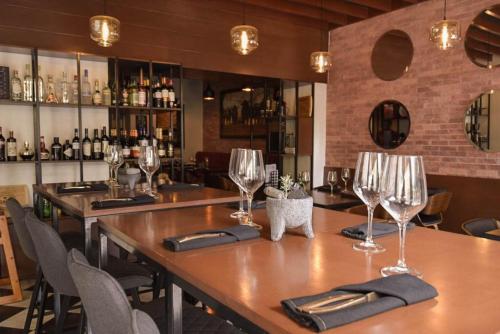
326;0;500;178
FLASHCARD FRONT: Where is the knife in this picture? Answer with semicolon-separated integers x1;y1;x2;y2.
177;232;227;244
297;293;364;312
63;185;92;190
302;292;380;314
97;198;134;203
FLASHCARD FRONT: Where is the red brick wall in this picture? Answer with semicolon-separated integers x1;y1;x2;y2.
326;0;500;178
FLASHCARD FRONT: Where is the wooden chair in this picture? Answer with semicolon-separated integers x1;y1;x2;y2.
461;218;500;237
0;212;22;305
344;204;392;220
416;191;452;230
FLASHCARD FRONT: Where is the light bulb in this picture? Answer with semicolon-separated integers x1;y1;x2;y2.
441;25;449;50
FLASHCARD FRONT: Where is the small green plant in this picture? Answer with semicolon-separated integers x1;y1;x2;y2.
280;174;294;199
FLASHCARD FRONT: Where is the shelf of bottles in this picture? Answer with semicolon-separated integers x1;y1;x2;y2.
465;93;491;151
107;58;184;181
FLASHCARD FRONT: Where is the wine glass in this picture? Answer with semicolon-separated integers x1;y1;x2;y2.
379;155;428;278
352;152;386;253
235;149;265;229
300;171;311;191
104;145;123;187
327;170;338;196
138;145;160;198
228;148;247;219
341;168;351;192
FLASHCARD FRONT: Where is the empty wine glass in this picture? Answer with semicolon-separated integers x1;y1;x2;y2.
235;149;265;229
352;152;386;253
342;168;351;192
300;171;311;191
327;170;338;196
379;155;428;278
104;145;123;187
139;145;160;198
228;148;248;219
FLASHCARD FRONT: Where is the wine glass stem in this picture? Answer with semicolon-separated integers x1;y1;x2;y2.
108;165;113;183
366;206;374;244
397;221;408;269
247;192;253;224
330;185;333;196
238;188;244;212
112;166;118;183
344;181;347;191
147;173;153;196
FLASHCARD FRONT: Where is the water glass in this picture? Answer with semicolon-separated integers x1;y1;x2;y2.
327;170;338;196
228;148;247;219
138;146;160;198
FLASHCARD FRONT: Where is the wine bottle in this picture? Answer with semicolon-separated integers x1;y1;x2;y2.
92;129;101;160
81;69;92;105
72;128;80;160
102;82;111;106
138;68;147;107
51;137;62;160
121;129;131;158
23;64;33;102
61;72;70;104
130;129;140;158
121;80;129;106
6;130;17;161
167;79;175;108
62;139;72;160
129;80;139;107
138;128;148;147
101;126;109;155
156;128;166;158
39;136;50;160
82;128;92;160
71;75;79;104
0;127;5;161
11;70;22;101
92;80;102;105
153;80;162;108
160;76;169;108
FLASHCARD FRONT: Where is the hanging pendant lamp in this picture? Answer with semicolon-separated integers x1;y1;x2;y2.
430;0;460;50
230;4;258;55
310;0;332;73
90;0;120;47
203;84;215;101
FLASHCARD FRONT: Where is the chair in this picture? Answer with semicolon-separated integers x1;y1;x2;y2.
344;204;392;220
462;218;500;237
67;249;244;334
415;191;452;230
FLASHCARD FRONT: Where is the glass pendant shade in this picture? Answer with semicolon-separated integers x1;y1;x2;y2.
89;15;120;47
230;25;259;55
430;19;460;50
310;51;332;73
203;84;215;101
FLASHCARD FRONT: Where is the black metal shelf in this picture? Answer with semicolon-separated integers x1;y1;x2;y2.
0;160;35;164
114;105;181;112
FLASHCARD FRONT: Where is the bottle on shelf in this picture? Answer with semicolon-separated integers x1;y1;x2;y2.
92;129;101;160
72;128;80;160
82;128;92;160
153;80;162;108
101;126;109;154
102;82;111;106
138;128;148;147
130;129;140;158
92;80;102;105
121;129;131;158
51;137;62;160
167;142;174;158
0;127;5;161
167;79;175;108
109;128;117;145
61;72;70;104
156;128;166;158
10;70;22;102
20;141;34;161
121;79;129;106
160;76;169;108
62;139;72;160
36;65;45;102
23;64;33;102
138;68;147;107
39;136;50;160
46;75;59;103
129;80;139;107
110;81;117;106
6;130;17;161
81;69;92;105
71;75;79;104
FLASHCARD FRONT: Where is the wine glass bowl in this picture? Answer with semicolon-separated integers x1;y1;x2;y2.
228;148;248;219
341;168;351;192
104;145;124;187
300;171;311;191
138;145;160;198
327;170;338;196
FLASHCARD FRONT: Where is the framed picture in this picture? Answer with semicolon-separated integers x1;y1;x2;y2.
220;88;267;138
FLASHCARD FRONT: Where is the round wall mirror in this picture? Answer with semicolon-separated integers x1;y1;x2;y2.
465;90;500;151
369;100;411;149
465;5;500;69
371;30;414;81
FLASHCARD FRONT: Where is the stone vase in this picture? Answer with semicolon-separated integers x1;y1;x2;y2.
266;196;314;241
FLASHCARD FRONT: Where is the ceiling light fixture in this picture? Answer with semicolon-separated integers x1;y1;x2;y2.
430;0;460;50
203;83;215;101
310;0;332;73
230;4;258;55
90;0;120;47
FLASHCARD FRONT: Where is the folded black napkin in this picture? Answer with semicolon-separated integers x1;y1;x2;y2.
341;222;416;240
314;184;340;193
57;183;109;194
157;182;204;191
164;225;260;252
282;274;437;332
228;200;266;210
91;195;155;209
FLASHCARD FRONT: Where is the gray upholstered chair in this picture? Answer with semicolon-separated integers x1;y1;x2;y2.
67;249;245;334
462;218;500;240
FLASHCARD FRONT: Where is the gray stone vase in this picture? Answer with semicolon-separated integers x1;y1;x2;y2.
266;196;314;241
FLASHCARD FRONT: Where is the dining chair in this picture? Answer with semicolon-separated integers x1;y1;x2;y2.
67;248;245;334
461;218;500;237
344;204;392;220
415;191;452;230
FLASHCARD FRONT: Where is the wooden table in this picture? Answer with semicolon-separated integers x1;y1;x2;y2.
98;206;500;334
312;190;362;210
486;229;500;236
33;182;239;256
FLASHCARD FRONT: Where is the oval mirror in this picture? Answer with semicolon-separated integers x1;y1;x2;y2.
465;5;500;69
465;90;500;151
369;100;411;149
371;30;414;81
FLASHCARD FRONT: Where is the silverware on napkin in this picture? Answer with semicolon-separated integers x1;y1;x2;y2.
97;198;134;203
177;232;227;244
298;292;380;314
62;186;91;190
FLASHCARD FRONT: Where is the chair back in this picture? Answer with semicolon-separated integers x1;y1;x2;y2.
25;212;77;296
5;198;37;262
462;218;499;236
421;191;452;216
345;204;392;220
67;249;159;334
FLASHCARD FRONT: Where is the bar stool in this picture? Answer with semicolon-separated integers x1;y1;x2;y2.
415;191;452;230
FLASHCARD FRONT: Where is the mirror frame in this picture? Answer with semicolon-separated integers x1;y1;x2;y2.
368;100;411;149
371;30;414;81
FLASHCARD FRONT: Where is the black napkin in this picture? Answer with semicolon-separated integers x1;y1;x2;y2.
157;182;204;191
164;225;260;252
228;200;266;210
57;183;109;194
282;274;437;332
91;195;155;209
341;222;416;240
314;185;340;193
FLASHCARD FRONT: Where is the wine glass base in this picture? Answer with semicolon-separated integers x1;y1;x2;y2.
353;241;385;254
146;192;159;199
380;265;422;278
240;220;263;230
230;211;248;219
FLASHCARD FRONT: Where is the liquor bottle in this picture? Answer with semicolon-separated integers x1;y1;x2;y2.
0;127;5;161
92;129;101;160
23;64;33;102
6;131;17;161
102;82;111;106
71;75;79;104
130;129;140;158
72;128;80;160
121;129;131;158
61;72;70;104
10;70;22;101
144;78;150;106
167;79;175;108
138;68;147;107
101;126;109;155
156;128;166;158
121;80;129;106
109;128;117;145
138;128;148;147
92;80;102;105
51;137;62;160
129;80;139;107
81;69;92;105
153;81;162;108
37;65;45;102
160;77;169;108
39;136;50;160
82;128;92;160
167;142;174;158
20;141;34;161
46;75;59;103
62;139;72;160
110;81;117;106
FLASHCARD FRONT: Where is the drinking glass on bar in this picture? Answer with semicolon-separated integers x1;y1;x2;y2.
104;144;123;187
341;168;351;192
352;152;386;253
228;148;248;219
327;170;338;196
138;145;160;199
300;171;311;191
379;155;428;278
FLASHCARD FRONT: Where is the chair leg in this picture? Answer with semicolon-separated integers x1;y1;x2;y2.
131;288;141;307
23;268;43;334
433;224;439;231
34;280;48;334
55;295;72;334
153;271;165;299
78;306;86;334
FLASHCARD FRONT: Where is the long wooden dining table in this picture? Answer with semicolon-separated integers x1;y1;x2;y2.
33;182;239;256
97;205;500;334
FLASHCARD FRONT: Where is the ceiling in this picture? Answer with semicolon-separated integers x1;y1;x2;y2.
465;5;500;66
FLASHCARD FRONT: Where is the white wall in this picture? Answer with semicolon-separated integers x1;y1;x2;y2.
313;83;327;187
183;79;203;161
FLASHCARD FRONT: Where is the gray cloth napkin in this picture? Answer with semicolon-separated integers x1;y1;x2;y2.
281;274;437;332
342;222;416;240
57;183;109;194
91;195;155;209
157;182;204;191
164;225;260;252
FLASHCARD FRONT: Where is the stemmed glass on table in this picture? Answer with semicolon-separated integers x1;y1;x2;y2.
379;155;428;278
228;148;248;219
341;168;351;192
327;171;338;196
138;145;161;198
104;144;124;187
352;152;386;253
300;171;311;191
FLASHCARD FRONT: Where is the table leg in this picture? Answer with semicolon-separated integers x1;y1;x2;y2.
98;230;108;269
166;274;182;334
51;205;59;232
83;217;97;257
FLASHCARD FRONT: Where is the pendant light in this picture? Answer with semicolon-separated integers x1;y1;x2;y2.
89;0;120;47
429;0;460;50
310;0;332;73
230;4;259;55
203;83;215;101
